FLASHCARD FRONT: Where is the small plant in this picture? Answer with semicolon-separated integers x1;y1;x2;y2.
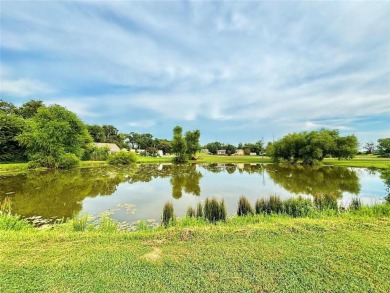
237;196;254;216
283;197;313;217
186;206;196;218
255;198;266;214
108;150;137;165
314;195;338;211
219;199;227;222
162;202;175;227
98;215;118;233
196;202;203;218
72;214;89;232
136;220;149;231
350;197;362;211
385;194;390;205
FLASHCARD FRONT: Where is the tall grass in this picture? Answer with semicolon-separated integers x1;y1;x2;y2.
186;206;196;218
204;197;226;223
237;196;254;216
196;202;203;218
349;197;362;211
0;197;31;231
162;202;175;227
72;214;90;232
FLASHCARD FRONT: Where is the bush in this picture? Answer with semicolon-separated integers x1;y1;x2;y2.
314;195;338;211
108;150;137;165
58;153;80;169
204;197;226;223
83;145;110;161
72;214;90;232
162;202;175;227
283;197;313;217
237;196;254;216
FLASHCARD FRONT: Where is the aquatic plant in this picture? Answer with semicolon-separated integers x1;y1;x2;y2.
237;196;254;216
204;197;226;223
162;202;175;227
196;202;203;218
186;206;196;218
350;197;362;211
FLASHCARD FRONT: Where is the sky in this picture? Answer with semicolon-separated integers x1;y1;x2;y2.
0;0;389;146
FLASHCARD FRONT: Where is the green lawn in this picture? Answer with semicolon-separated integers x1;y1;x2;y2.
1;215;389;292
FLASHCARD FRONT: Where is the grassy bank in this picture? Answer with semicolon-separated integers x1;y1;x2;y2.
1;212;390;292
1;154;389;175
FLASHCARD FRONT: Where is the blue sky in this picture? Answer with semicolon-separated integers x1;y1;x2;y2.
0;1;389;146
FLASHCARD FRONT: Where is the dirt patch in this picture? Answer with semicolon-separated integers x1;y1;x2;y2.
141;247;162;261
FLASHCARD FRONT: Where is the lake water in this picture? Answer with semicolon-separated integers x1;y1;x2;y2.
0;164;388;226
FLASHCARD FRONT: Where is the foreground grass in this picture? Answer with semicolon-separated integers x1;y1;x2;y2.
1;214;390;292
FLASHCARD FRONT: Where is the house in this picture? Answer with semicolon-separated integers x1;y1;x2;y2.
235;149;244;156
217;150;226;155
94;143;121;154
201;149;210;154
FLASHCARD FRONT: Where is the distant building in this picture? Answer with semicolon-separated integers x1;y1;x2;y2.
217;150;226;155
201;149;210;154
94;143;120;154
235;149;244;156
249;152;257;156
157;150;164;157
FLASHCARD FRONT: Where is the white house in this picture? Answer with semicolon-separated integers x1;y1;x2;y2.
217;150;226;155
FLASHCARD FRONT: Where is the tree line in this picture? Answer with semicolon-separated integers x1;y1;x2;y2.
1;99;389;167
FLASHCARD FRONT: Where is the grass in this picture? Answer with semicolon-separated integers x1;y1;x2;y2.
1;154;389;175
0;212;390;292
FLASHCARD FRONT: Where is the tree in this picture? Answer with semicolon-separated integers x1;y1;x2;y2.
171;126;187;163
0;113;26;162
363;142;376;155
185;129;201;159
270;129;358;164
16;100;44;119
156;139;172;154
102;125;120;143
204;141;224;155
87;124;106;142
225;144;237;156
377;138;390;157
17;105;92;167
0;100;16;114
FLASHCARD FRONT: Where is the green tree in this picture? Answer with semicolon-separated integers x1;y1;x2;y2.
0;113;26;162
156;139;172;154
16;100;44;119
185;129;201;159
87;125;106;142
377;138;390;157
204;141;224;155
0;100;17;114
225;144;237;156
171;126;187;163
17;105;92;167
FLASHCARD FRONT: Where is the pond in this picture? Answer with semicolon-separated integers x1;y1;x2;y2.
0;164;388;226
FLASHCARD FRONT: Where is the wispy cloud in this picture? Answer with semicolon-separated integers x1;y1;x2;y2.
0;1;388;144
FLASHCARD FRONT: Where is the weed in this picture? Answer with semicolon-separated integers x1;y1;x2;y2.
237;196;254;216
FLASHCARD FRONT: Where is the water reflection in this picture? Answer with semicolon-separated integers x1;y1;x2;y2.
0;164;387;223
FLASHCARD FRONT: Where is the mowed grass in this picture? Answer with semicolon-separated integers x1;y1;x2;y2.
1;215;390;292
324;155;390;169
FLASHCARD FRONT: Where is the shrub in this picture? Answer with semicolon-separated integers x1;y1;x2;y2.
385;194;390;205
0;214;31;231
255;198;266;214
98;215;118;233
83;145;110;161
204;197;226;223
58;153;80;169
186;206;196;218
350;197;362;211
162;202;175;227
136;220;149;231
314;195;338;211
108;150;137;165
196;202;203;218
237;196;254;216
283;197;313;217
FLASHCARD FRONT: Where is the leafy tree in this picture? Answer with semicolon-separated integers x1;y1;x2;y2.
225;144;237;156
204;141;224;155
156;139;172;154
16;100;44;119
0;100;17;114
185;130;201;159
377;138;390;157
102;125;120;143
0;113;26;162
270;129;358;164
17;105;92;167
171;126;187;163
87;125;106;142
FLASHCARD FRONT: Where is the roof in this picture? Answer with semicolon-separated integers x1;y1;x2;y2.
94;143;120;152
